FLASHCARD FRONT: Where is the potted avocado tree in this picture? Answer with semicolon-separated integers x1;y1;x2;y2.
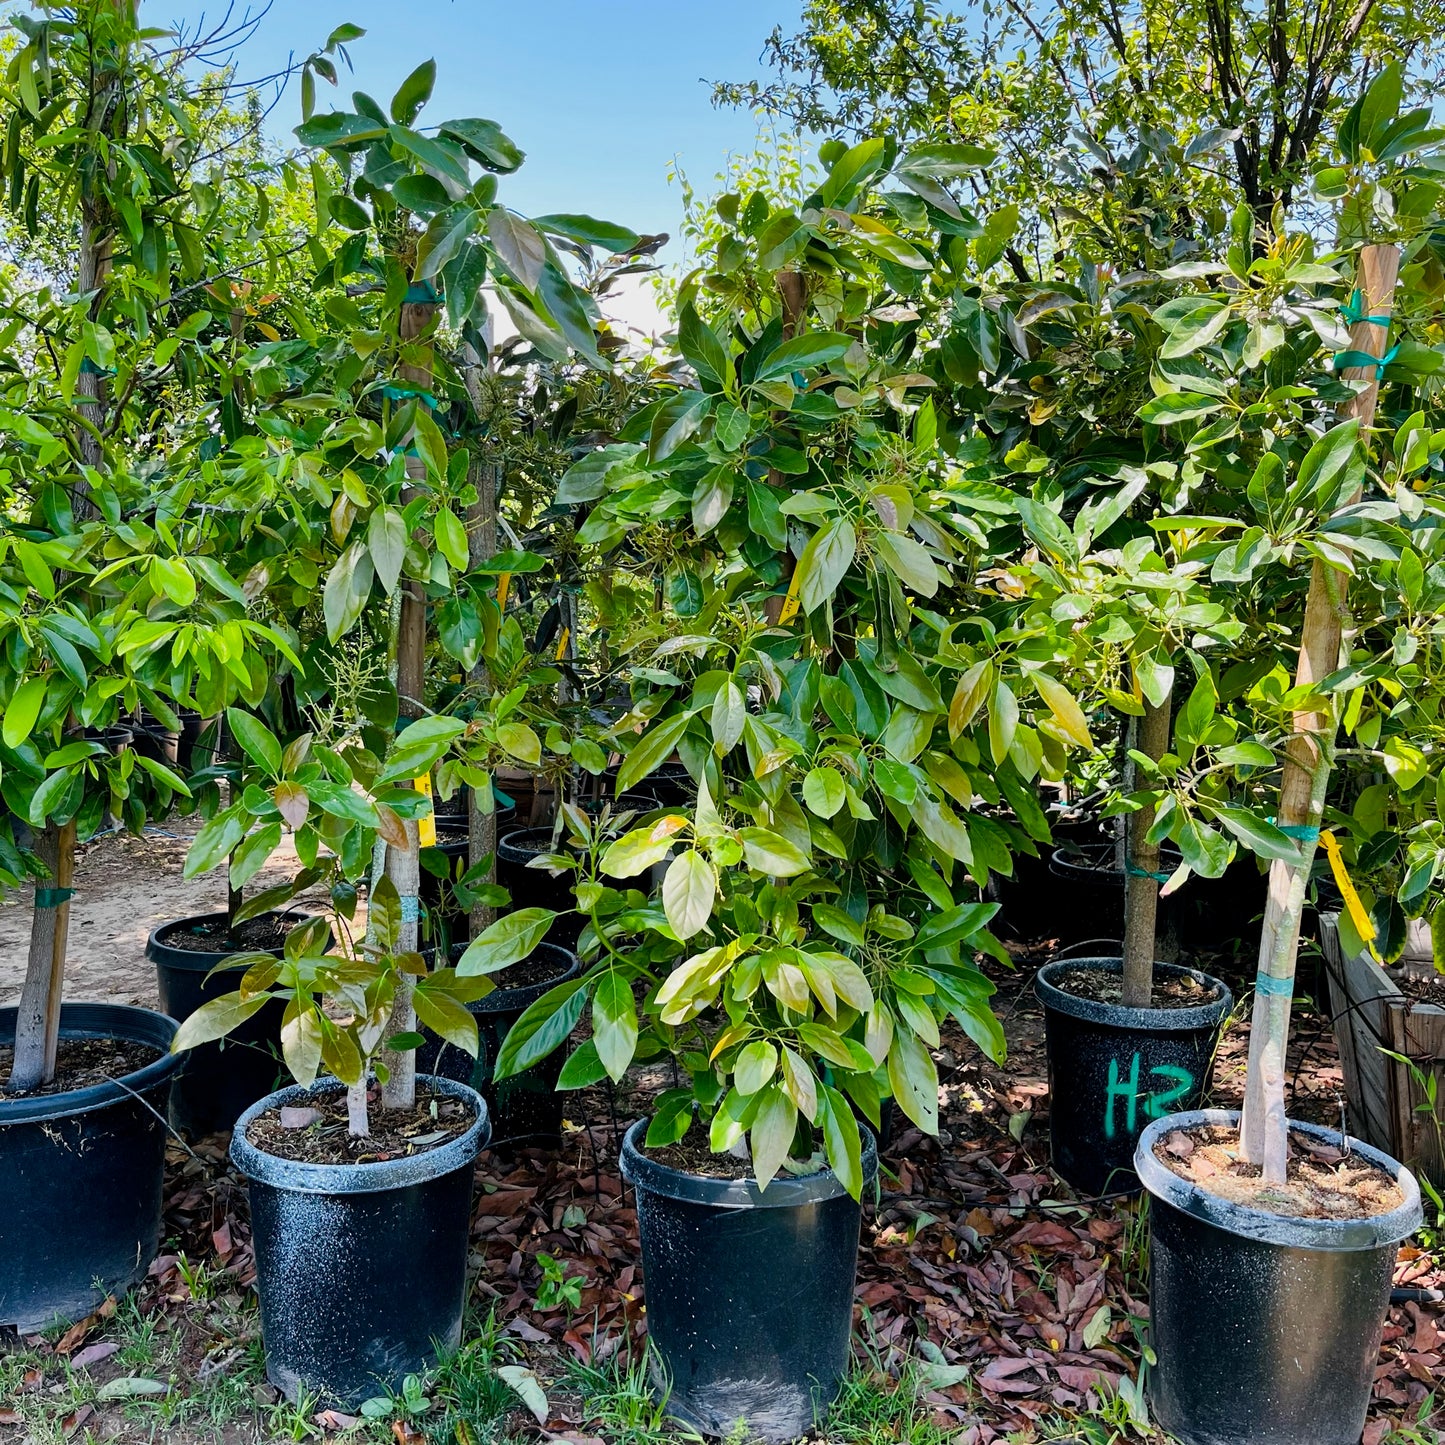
1130;73;1435;1445
170;45;635;1399
486;141;1095;1439
0;2;309;1330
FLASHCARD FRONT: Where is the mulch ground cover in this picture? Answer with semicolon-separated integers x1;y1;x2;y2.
8;937;1442;1443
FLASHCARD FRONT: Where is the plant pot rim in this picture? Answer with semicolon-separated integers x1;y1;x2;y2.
447;940;581;1015
230;1074;490;1196
497;827;568;862
0;1002;183;1126
1135;1108;1423;1251
619;1116;878;1209
146;910;326;972
1049;841;1185;888
1036;957;1233;1033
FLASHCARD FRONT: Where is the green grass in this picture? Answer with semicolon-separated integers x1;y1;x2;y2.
825;1362;960;1445
563;1348;684;1445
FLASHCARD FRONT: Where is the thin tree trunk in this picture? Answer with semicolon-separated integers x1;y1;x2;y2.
1239;243;1399;1178
7;821;77;1091
379;290;437;1112
466;456;499;937
1121;697;1171;1008
459;345;499;936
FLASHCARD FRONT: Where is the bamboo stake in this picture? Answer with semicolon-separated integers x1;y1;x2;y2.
1121;696;1171;1008
1239;243;1400;1177
378;288;437;1112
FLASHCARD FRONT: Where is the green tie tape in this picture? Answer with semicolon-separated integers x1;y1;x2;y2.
1126;864;1172;884
405;279;440;304
1333;344;1398;378
35;887;75;908
1254;972;1294;997
1339;289;1391;328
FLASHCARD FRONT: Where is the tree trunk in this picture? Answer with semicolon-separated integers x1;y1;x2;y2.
7;821;77;1091
467;459;500;936
379;291;437;1113
1121;696;1171;1008
459;343;499;935
1239;243;1400;1178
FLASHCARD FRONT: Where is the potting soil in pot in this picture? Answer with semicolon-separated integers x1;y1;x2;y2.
245;1085;476;1165
159;913;302;954
1049;967;1219;1009
1152;1123;1405;1219
0;1036;161;1096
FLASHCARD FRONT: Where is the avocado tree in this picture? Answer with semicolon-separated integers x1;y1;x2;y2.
0;1;315;1090
485;140;1098;1191
1088;69;1445;1176
172;48;641;1135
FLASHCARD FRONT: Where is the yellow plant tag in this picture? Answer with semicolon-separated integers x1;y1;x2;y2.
1320;829;1378;960
415;771;436;847
555;625;571;661
777;567;803;624
496;573;511;608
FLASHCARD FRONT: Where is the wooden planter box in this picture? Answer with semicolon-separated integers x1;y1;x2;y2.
1320;912;1445;1188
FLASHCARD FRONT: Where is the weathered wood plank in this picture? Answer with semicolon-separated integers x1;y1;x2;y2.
1322;914;1445;1188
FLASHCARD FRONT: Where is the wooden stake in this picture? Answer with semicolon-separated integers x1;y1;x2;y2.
1239;243;1401;1176
1121;697;1170;1008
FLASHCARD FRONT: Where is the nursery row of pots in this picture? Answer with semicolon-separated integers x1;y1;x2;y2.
0;995;874;1438
2;938;1422;1445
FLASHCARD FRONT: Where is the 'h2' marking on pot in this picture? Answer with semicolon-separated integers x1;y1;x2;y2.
1103;1054;1195;1138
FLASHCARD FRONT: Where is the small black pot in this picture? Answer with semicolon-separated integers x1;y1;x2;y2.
419;805;519;944
0;1004;183;1331
149;911;324;1138
231;1075;490;1405
620;1119;878;1440
1136;1110;1422;1445
416;941;581;1150
1036;958;1231;1196
497;829;581;943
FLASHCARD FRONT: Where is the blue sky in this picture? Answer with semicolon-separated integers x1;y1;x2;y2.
160;0;804;249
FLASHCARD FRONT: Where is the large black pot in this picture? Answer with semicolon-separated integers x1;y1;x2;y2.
0;1003;183;1331
231;1075;490;1405
1136;1110;1422;1445
1036;958;1231;1196
620;1119;877;1441
149;911;324;1137
1046;842;1264;953
497;829;582;944
419;808;517;948
416;941;581;1150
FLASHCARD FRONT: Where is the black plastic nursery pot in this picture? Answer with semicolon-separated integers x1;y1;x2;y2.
231;1075;490;1406
620;1119;878;1441
1035;958;1231;1196
1045;842;1265;953
149;911;325;1137
1136;1109;1423;1445
0;1003;184;1332
497;829;584;945
418;807;517;943
416;940;581;1150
